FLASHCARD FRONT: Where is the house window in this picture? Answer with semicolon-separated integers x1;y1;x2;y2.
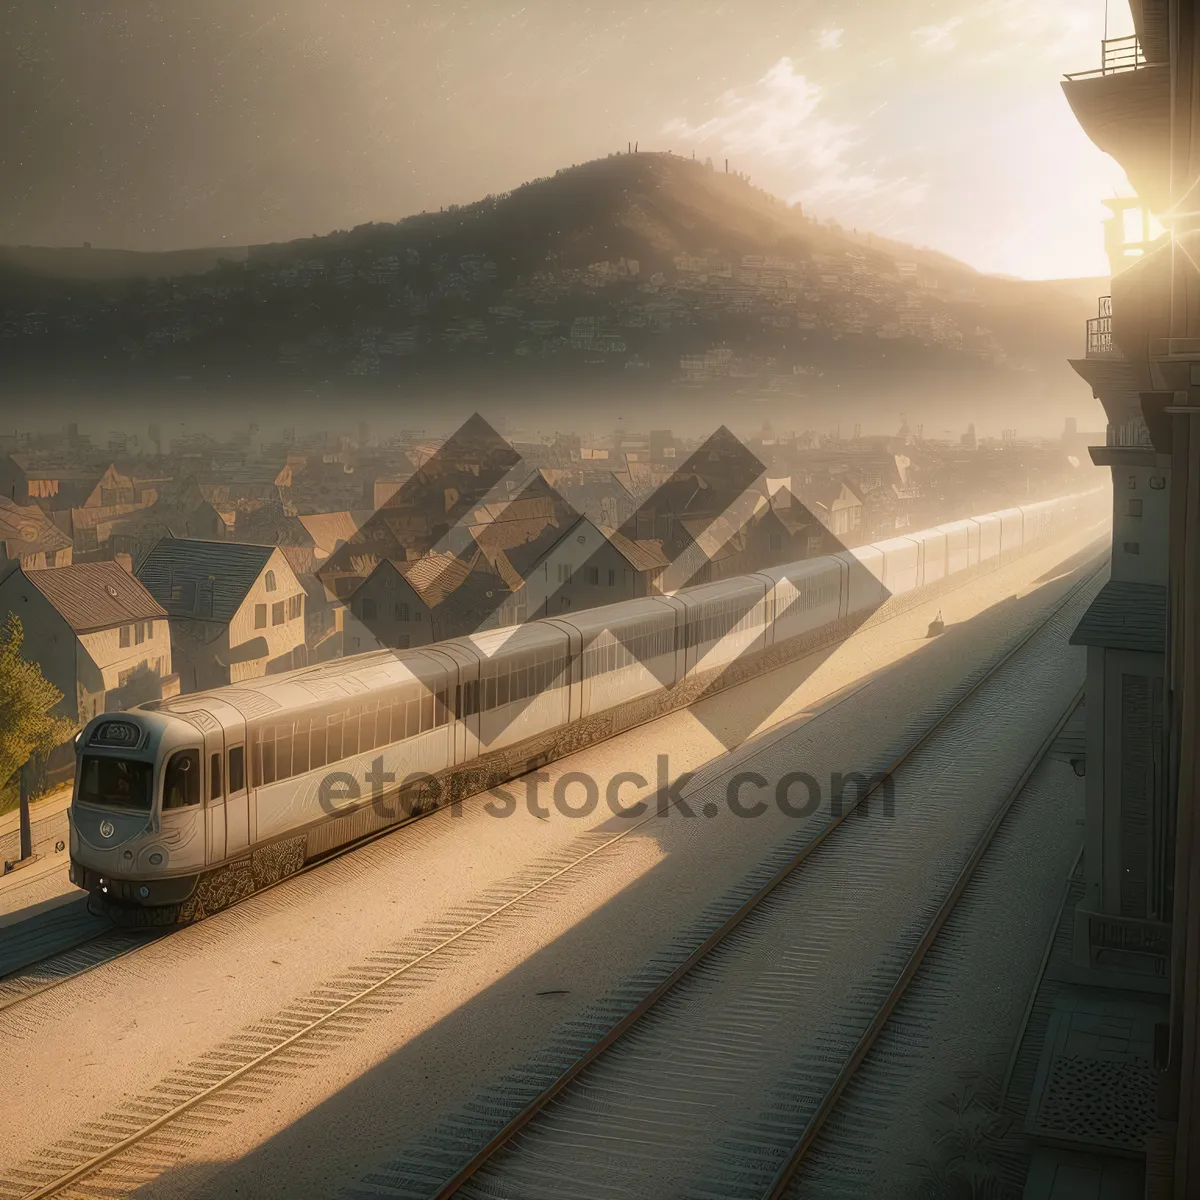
255;603;267;629
1128;499;1143;517
265;570;277;592
1128;475;1137;490
171;581;197;609
361;598;377;621
557;563;573;584
134;622;145;645
119;625;131;648
395;602;409;622
608;570;616;586
272;601;285;625
587;567;599;585
288;595;303;620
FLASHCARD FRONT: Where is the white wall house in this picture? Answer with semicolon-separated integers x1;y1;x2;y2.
0;561;175;724
136;537;307;693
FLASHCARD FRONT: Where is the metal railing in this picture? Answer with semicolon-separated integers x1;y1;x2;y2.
1099;295;1112;318
1065;35;1147;80
1107;417;1155;448
1087;315;1117;357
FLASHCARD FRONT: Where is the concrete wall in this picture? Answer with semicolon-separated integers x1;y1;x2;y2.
1110;464;1170;585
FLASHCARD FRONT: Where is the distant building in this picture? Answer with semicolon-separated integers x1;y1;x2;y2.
0;497;73;581
0;561;175;724
0;454;106;515
342;559;434;652
516;516;669;616
136;538;307;692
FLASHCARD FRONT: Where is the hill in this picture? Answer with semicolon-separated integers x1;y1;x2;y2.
0;153;1101;415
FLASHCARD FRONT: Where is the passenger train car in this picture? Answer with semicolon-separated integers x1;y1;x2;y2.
69;488;1106;923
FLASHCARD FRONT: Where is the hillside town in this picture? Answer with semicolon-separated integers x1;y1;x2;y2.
0;154;1069;393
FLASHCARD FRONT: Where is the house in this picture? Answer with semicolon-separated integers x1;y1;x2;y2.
0;497;74;581
136;538;307;693
514;516;670;616
0;561;176;725
100;481;227;570
233;500;320;577
297;510;373;565
342;559;435;653
797;477;864;542
0;454;107;517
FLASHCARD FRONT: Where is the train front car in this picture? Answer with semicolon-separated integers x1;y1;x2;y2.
69;709;206;923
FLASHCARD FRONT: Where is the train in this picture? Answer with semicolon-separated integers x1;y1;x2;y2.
68;488;1106;924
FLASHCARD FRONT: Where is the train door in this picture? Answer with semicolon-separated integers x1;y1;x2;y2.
225;736;251;855
203;723;227;864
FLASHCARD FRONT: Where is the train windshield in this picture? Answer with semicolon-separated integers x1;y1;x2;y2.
77;755;154;812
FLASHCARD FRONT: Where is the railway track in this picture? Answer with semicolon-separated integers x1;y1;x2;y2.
0;556;1105;1200
397;563;1103;1199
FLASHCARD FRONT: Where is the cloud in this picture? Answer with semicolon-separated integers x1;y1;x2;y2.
662;57;927;218
911;17;963;52
816;28;843;51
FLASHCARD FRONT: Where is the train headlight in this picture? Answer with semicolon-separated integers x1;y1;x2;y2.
148;852;164;866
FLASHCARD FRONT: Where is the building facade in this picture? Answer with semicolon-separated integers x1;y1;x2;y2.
136;538;307;692
0;561;174;724
1054;3;1200;1194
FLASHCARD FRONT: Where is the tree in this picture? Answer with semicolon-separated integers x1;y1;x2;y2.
0;613;76;798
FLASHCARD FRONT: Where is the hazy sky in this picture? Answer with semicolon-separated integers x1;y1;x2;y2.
2;1;1133;278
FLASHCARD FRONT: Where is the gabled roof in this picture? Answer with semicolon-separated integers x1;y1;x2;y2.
297;511;372;557
395;551;475;608
136;537;277;622
1070;581;1166;654
0;496;73;558
19;561;166;634
598;528;670;572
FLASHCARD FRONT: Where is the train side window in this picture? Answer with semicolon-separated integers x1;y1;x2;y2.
310;722;328;770
163;749;201;810
209;752;222;801
228;746;245;793
292;717;310;775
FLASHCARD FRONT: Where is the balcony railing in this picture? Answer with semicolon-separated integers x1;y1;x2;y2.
1065;35;1147;81
1107;417;1155;448
1087;315;1118;357
1098;294;1112;318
